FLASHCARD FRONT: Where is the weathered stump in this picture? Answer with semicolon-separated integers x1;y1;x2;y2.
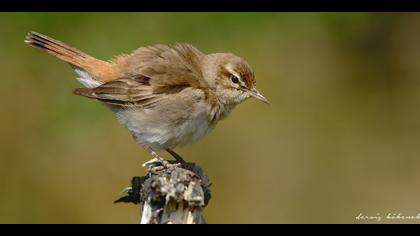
115;159;211;224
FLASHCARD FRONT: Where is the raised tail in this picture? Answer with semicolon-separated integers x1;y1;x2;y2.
25;32;115;84
24;31;97;68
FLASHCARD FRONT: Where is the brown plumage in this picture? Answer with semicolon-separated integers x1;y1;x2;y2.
25;31;268;163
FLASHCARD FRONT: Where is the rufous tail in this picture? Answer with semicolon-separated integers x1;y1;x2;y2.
24;31;113;81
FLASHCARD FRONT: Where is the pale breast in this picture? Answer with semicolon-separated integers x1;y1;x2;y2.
115;88;215;151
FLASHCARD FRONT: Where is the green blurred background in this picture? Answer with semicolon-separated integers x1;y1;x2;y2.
1;12;420;224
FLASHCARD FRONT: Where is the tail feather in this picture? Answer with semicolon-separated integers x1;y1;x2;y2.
25;31;95;68
25;32;114;83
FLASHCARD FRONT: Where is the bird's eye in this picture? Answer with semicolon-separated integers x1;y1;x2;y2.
231;75;239;84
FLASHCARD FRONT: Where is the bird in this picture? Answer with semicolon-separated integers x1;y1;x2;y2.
24;31;268;166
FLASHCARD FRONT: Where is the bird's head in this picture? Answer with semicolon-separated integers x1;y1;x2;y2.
203;53;269;106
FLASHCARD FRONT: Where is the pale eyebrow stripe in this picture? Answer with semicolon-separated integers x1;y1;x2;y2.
224;64;244;84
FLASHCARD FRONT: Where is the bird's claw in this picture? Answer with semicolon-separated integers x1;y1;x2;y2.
143;157;182;174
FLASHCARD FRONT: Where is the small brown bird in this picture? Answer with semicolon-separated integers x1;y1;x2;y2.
25;32;268;165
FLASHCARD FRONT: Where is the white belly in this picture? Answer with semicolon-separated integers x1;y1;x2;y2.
116;103;213;151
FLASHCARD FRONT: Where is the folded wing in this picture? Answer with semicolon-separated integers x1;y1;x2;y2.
74;43;207;109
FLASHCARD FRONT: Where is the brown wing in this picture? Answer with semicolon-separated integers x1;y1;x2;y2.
74;76;164;108
118;43;207;90
74;43;207;108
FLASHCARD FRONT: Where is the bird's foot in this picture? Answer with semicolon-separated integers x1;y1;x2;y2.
166;148;189;168
140;145;181;171
142;157;182;174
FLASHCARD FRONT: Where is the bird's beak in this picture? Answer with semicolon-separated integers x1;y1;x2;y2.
249;88;269;104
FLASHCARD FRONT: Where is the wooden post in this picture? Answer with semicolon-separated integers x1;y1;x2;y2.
115;159;211;224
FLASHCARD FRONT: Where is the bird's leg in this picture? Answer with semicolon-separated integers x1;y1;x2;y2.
166;148;188;166
141;144;168;166
141;144;181;171
143;144;166;162
166;149;206;181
